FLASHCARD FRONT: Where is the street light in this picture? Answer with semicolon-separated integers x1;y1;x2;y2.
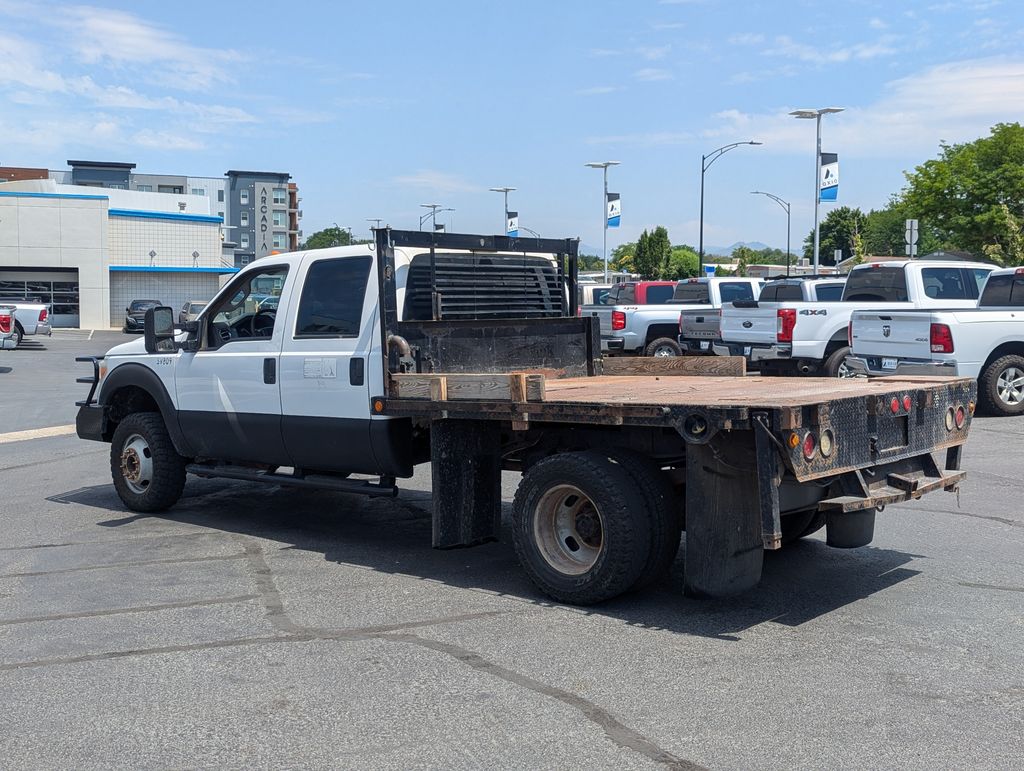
751;191;792;276
367;218;383;231
699;141;761;273
584;161;620;282
489;186;516;234
790;107;844;272
419;204;454;231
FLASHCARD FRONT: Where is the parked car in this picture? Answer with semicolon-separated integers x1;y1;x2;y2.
847;266;1024;415
0;306;17;350
589;278;762;356
123;300;162;333
178;301;208;324
0;298;52;347
717;260;994;377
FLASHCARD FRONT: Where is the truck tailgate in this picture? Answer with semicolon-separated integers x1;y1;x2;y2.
584;306;613;336
679;308;721;340
721;305;777;344
851;311;935;360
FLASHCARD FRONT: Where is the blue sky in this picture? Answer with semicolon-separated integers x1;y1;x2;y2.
1;0;1022;253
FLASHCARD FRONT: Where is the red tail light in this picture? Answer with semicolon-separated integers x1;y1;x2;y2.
38;308;48;323
930;323;954;353
611;310;626;331
0;312;10;334
777;308;797;343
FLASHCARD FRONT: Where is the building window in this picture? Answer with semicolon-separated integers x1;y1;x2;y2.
136;184;152;192
240;211;249;226
240;189;249;204
158;185;183;194
273;188;287;205
240;233;250;248
273;234;287;249
108;183;126;189
217;211;224;219
272;211;286;227
217;190;224;202
191;188;205;196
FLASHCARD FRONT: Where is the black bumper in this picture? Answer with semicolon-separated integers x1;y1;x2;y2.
76;404;107;442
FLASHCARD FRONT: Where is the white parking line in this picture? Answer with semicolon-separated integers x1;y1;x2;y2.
0;424;77;444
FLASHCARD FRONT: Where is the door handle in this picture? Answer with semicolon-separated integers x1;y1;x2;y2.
263;358;276;384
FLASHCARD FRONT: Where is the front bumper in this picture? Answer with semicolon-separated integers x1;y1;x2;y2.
845;356;959;378
76;403;107;442
123;316;145;332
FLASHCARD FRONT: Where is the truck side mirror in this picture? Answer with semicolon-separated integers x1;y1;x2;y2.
144;306;177;354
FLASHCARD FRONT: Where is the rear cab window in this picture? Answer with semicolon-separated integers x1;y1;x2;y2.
718;282;756;303
814;283;845;301
644;285;675;304
672;281;711;304
843;267;909;302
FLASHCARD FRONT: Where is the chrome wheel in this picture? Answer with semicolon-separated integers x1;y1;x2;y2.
997;366;1024;406
120;433;154;495
836;359;855;378
533;484;604;575
653;345;675;357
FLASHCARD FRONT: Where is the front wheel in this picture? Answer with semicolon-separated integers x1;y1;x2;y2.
645;337;682;357
512;451;652;605
979;355;1024;416
110;412;186;512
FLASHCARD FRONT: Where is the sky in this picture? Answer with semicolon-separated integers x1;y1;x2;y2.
1;0;1022;254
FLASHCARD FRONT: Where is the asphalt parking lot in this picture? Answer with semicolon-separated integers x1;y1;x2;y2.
1;332;1022;769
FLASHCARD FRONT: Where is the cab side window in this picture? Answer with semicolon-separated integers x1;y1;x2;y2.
205;266;288;348
294;257;372;338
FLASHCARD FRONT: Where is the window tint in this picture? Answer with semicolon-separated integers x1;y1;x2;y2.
843;267;909;302
815;283;845;301
591;288;610;305
922;267;970;300
295;257;371;338
719;282;756;303
671;282;710;303
645;285;675;304
980;275;1024;307
971;268;992;296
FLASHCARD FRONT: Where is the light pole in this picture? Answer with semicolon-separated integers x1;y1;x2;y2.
699;141;761;274
489;186;516;234
790;107;844;272
751;191;792;276
419;204;453;231
585;161;620;282
367;218;383;232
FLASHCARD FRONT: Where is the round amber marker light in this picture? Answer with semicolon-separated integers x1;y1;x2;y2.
374;399;384;413
788;433;801;448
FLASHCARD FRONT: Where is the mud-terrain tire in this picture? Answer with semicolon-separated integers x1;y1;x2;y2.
110;412;186;512
644;337;682;357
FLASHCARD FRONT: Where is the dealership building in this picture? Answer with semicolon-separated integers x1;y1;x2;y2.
0;161;301;329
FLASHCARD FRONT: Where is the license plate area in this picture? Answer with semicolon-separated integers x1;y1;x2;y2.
882;357;898;370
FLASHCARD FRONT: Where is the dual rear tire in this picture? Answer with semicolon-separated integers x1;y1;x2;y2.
511;450;681;605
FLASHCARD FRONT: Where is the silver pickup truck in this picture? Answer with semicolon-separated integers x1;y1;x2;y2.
0;306;18;350
0;298;52;347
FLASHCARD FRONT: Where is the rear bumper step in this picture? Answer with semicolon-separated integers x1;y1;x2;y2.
819;469;965;513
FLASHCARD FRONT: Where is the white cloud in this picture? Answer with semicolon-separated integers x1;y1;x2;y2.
637;45;671;60
764;34;899;63
393;170;479;194
586;131;692;146
132;129;205;151
576;85;621;96
869;17;888;29
634;67;673;81
729;33;764;45
706;57;1024;158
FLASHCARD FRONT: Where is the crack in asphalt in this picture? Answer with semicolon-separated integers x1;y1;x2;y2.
0;594;260;626
958;581;1024;594
0;550;249;579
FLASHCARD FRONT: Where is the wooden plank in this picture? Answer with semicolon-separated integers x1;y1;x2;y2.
601;356;745;377
392;372;546;402
509;373;527;402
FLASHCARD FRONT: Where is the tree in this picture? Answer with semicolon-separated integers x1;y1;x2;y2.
662;246;699;279
634;230;661;279
610;241;637;273
803;206;866;264
901;123;1024;263
302;226;352;250
647;226;672;278
731;245;758;277
862;199;942;257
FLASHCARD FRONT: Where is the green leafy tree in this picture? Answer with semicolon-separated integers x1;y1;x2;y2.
647;226;672;277
861;200;941;257
634;230;661;279
610;241;637;273
802;206;866;265
302;226;353;250
731;245;758;276
662;246;699;279
901;123;1024;263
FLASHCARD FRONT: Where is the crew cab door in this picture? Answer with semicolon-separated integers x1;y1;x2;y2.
278;252;383;474
174;263;291;465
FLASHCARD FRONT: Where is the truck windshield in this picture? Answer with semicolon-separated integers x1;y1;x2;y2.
980;274;1024;306
843;268;909;302
129;300;160;311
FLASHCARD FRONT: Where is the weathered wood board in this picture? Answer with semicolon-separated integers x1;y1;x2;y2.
601;356;745;377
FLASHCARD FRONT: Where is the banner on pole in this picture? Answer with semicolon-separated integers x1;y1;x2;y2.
819;153;839;201
506;211;519;237
607;193;621;228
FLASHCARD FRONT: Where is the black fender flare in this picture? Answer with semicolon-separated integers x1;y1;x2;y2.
99;363;194;456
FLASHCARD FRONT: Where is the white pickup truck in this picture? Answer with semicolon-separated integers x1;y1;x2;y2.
683;276;841;356
717;260;995;377
847;266;1024;415
0;298;51;347
590;277;762;356
0;306;17;350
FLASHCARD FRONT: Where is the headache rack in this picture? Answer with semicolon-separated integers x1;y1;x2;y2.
374;228;595;381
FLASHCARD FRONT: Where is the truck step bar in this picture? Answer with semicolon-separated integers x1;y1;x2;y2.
185;464;399;497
